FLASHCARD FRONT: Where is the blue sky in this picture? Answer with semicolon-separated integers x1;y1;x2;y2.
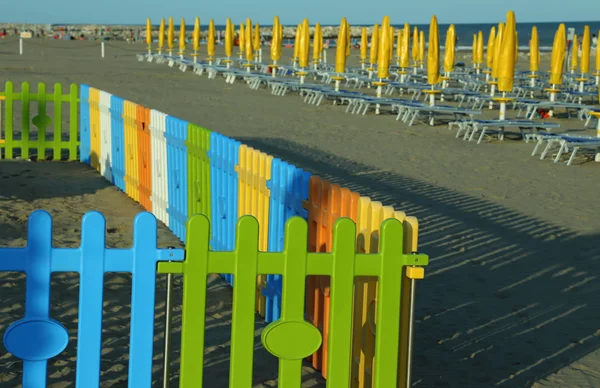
2;0;599;25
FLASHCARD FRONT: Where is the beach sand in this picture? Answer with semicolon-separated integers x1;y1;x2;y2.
0;36;599;387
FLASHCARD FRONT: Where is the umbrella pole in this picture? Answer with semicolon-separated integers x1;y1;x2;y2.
376;81;382;115
489;82;496;110
272;60;277;77
499;92;507;120
549;84;556;117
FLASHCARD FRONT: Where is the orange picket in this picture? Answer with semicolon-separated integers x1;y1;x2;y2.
137;105;153;211
303;175;360;377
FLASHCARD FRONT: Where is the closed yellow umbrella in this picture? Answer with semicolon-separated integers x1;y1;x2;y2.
239;23;245;58
293;23;301;64
313;23;322;66
472;33;477;67
178;18;186;57
498;11;516;93
192;17;200;54
333;17;348;91
427;15;440;85
145;18;152;53
271;16;281;63
570;34;578;72
412;27;419;64
335;19;347;73
486;26;496;72
443;24;456;74
476;31;484;70
158;18;165;54
245;19;254;63
254;23;261;55
530;26;539;72
396;29;403;64
400;23;410;70
224;18;233;67
491;23;504;79
419;30;425;67
575;26;591;97
581;26;590;74
369;24;379;72
167;17;175;55
208;19;215;61
496;11;516;120
549;24;566;86
360;27;368;67
299;18;310;69
377;16;391;80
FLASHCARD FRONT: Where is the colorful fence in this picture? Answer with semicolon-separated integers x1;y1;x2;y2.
0;81;79;161
0;210;426;386
76;84;429;386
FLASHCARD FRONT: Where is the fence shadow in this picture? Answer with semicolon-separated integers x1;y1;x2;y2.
237;136;600;387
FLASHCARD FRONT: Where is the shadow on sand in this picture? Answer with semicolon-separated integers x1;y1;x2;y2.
236;135;600;387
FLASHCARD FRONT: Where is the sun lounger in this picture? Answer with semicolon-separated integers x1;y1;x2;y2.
453;119;560;144
515;99;589;120
534;134;600;165
391;102;481;126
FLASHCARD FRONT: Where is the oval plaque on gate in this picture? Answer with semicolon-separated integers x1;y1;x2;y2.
3;318;69;361
262;320;322;360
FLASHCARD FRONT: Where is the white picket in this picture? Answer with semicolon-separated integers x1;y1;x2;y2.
99;91;113;183
150;109;169;227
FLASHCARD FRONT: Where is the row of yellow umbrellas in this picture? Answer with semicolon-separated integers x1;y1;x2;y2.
146;16;600;90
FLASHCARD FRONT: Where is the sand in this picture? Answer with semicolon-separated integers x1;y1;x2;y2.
1;36;599;387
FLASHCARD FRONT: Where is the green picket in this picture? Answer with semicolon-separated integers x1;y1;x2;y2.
186;123;211;221
158;215;428;388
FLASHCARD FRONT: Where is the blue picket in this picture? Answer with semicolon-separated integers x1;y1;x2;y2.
110;96;126;192
207;132;240;286
79;85;90;165
263;159;311;322
165;116;189;242
0;210;185;387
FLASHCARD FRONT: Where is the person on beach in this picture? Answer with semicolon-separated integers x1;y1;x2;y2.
593;34;598;50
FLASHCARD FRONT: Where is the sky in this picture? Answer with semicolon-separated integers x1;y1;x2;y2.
1;0;599;25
